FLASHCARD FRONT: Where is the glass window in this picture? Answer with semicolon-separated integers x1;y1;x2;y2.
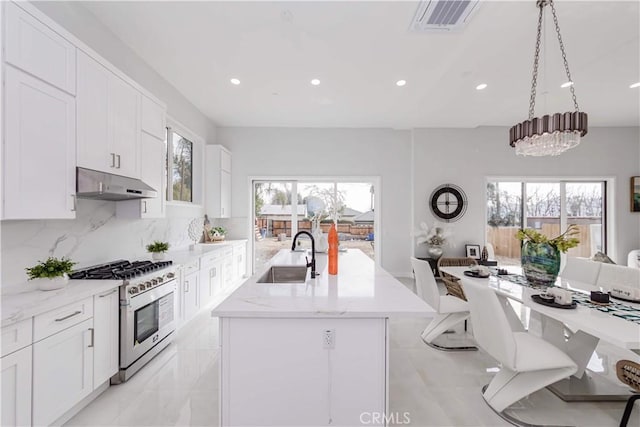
168;129;193;202
486;180;606;265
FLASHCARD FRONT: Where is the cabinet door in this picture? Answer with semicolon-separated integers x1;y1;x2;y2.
1;346;32;427
141;95;166;140
93;289;119;386
77;51;111;173
199;268;212;308
211;260;222;296
182;272;199;322
33;319;94;426
223;256;234;289
220;170;231;218
235;245;246;282
3;66;76;219
140;133;165;218
5;2;76;94
109;74;140;179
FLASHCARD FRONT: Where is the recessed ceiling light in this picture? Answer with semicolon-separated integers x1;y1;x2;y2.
476;83;487;90
230;78;241;85
630;82;640;89
396;80;407;87
310;79;321;86
561;81;574;88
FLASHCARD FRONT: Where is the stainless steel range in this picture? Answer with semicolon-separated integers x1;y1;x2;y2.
70;260;177;382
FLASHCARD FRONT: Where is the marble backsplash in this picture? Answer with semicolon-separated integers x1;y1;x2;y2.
0;199;206;292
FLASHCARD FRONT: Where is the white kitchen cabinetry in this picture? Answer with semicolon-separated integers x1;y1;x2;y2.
1;346;32;427
117;132;165;218
205;145;232;218
2;66;76;219
33;318;94;426
233;243;247;283
182;268;200;323
141;95;166;140
4;1;76;95
77;51;141;179
93;288;119;387
200;252;223;308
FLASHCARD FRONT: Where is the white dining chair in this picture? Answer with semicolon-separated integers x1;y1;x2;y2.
411;257;476;351
560;256;601;286
462;279;577;422
596;263;640;292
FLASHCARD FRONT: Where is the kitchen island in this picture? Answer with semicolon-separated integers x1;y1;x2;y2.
212;249;432;427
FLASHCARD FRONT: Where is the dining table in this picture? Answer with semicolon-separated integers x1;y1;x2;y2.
439;266;640;401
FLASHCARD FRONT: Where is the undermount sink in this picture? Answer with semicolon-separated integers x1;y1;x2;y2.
257;266;308;283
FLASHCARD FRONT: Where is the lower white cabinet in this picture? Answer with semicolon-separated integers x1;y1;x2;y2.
222;254;234;290
93;289;119;386
233;244;247;283
1;346;32;427
200;260;222;308
33;319;94;426
183;270;200;322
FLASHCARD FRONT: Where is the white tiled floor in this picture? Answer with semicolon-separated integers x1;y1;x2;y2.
66;278;640;427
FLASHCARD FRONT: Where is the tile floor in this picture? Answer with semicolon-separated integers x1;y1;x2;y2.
66;278;640;427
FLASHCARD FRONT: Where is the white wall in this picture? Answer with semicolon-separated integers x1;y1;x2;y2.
31;1;217;142
412;126;640;271
216;127;412;276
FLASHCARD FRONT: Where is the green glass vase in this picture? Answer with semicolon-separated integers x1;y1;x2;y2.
521;241;561;286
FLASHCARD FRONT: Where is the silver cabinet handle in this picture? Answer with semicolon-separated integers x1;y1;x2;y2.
55;310;81;322
70;194;76;212
88;328;94;348
116;154;121;169
98;289;118;298
210;267;216;278
184;280;189;293
110;153;116;168
143;201;147;213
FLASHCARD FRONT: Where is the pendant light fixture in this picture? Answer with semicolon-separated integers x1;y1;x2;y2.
509;0;588;156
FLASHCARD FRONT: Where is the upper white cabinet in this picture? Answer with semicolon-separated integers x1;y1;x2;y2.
205;145;232;218
141;95;166;140
4;2;76;94
93;289;119;387
77;51;141;179
3;66;76;219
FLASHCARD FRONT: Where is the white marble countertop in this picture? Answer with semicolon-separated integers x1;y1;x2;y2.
1;279;121;327
167;240;248;265
212;249;433;318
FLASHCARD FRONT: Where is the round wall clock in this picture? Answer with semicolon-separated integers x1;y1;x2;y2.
429;184;467;222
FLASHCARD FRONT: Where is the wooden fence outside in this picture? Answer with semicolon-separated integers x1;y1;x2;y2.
487;224;595;259
257;218;373;238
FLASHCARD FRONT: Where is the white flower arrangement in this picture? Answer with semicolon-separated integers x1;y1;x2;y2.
415;222;453;247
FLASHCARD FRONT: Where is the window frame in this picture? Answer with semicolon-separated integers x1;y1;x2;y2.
165;117;204;207
485;176;614;261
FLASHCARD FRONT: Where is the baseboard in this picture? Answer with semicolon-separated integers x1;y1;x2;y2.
52;380;110;426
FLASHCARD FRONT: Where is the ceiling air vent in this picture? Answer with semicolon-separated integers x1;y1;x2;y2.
409;0;481;33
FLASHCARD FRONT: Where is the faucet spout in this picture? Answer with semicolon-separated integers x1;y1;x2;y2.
291;231;317;278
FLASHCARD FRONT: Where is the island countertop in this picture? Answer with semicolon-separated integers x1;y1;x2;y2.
212;249;433;318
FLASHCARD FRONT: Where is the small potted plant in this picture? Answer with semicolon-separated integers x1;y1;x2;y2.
146;241;170;260
209;226;226;242
25;257;75;291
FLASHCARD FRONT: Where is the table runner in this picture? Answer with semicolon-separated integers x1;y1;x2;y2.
494;273;640;325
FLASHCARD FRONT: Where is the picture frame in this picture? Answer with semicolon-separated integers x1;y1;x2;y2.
632;177;640;212
465;244;481;259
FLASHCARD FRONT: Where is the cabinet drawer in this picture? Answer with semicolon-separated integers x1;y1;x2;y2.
5;2;76;94
201;250;223;268
1;318;33;357
34;297;93;342
223;248;233;258
183;259;200;276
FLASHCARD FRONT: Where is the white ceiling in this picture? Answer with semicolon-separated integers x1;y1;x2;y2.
80;1;640;129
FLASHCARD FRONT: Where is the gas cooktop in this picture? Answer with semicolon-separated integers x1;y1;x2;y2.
69;260;173;280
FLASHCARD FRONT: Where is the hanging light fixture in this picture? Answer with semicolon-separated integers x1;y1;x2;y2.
509;0;588;156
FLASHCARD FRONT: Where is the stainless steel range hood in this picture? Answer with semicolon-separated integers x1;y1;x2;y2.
76;167;157;201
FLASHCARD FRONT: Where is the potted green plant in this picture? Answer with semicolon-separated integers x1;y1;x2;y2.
209;227;226;242
25;257;75;291
146;241;170;260
516;224;580;285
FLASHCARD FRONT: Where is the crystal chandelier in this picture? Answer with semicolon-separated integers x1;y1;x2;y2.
509;0;588;157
